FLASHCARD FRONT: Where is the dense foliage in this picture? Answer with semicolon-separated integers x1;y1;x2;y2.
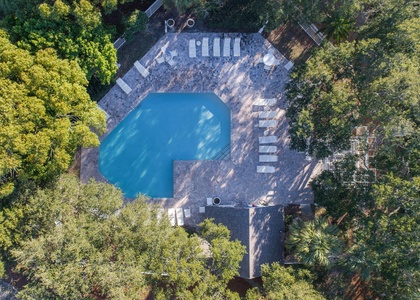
245;263;325;300
6;176;246;299
0;31;105;198
285;0;419;298
286;216;343;268
286;1;419;159
1;0;118;84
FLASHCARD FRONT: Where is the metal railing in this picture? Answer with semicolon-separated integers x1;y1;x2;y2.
212;144;231;160
113;37;126;50
291;4;326;46
145;0;163;18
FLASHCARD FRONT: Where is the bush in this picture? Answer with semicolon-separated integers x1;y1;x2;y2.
124;10;148;40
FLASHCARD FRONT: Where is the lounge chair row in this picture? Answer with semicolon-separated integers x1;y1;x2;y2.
256;98;278;174
167;207;191;226
189;37;241;58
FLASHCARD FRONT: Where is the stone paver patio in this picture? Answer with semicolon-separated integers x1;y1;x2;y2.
81;32;322;226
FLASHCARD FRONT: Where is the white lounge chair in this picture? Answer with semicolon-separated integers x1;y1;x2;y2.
223;37;231;57
116;78;132;95
156;56;165;64
259;146;277;153
257;166;275;173
189;39;196;58
167;208;176;226
268;48;275;54
259;111;277;119
264;64;271;70
184;208;191;218
259;120;277;128
253;99;276;106
213;38;220;57
134;61;149;78
259;136;277;144
259;155;278;162
167;58;176;66
199;207;205;213
176;208;184;226
284;60;294;71
206;197;213;205
202;38;209;57
233;37;241;57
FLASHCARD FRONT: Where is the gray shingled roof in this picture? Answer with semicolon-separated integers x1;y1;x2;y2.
205;205;284;279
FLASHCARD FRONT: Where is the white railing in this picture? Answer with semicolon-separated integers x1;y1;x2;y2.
292;4;326;46
299;21;325;46
145;0;163;18
113;37;126;50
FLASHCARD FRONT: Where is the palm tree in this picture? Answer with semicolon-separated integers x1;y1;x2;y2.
321;12;354;44
286;216;343;268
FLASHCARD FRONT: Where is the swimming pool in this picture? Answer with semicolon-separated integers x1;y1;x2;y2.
99;93;231;198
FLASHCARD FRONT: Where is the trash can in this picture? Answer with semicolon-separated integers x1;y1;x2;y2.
213;197;221;205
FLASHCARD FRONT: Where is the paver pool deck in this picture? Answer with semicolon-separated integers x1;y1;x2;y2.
81;32;323;227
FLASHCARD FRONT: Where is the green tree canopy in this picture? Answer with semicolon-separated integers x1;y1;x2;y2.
286;42;358;158
341;175;420;299
246;263;325;300
199;218;246;284
286;216;343;268
3;0;117;84
9;176;245;299
311;154;375;229
286;0;419;161
285;0;419;298
0;31;105;198
320;10;354;44
124;9;147;40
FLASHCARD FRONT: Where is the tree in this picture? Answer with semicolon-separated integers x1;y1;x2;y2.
357;0;419;41
199;218;247;284
0;32;106;198
205;0;284;32
320;11;354;43
124;10;148;40
285;1;419;298
0;260;4;278
4;0;118;84
10;176;245;299
341;176;420;299
286;28;418;160
163;0;201;13
286;216;343;268
286;42;358;158
245;263;325;300
282;0;330;23
311;154;375;229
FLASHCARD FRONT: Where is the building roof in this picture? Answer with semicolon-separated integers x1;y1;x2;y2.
205;205;284;279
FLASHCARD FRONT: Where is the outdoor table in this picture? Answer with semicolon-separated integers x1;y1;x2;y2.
263;53;277;66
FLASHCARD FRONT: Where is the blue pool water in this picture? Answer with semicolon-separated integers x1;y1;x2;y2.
99;93;230;198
